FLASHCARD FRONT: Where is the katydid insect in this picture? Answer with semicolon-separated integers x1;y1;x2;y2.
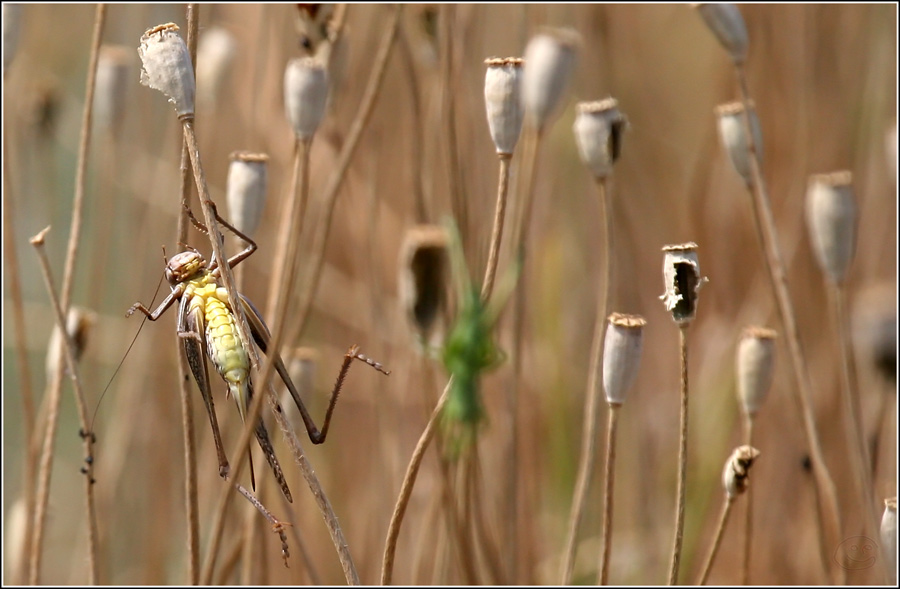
127;201;390;502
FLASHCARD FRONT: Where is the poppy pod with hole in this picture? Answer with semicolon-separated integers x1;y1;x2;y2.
398;225;450;340
573;98;627;180
660;242;707;325
722;445;760;499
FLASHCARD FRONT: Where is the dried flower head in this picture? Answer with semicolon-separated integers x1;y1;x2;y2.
573;98;627;179
660;243;707;325
715;101;763;186
196;26;237;110
484;57;524;156
693;3;749;65
722;445;760;498
521;27;581;131
3;3;24;77
226;152;269;238
94;45;132;135
398;225;449;343
603;313;646;406
805;171;856;285
736;326;777;416
138;23;196;119
883;497;897;585
284;57;329;141
45;306;97;383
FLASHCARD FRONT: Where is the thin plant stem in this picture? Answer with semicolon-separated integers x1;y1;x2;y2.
481;153;512;301
4;112;38;587
27;7;106;583
381;380;451;585
561;176;612;584
734;64;843;583
440;4;466;241
740;416;754;585
697;496;736;585
668;324;690;585
397;25;429;223
30;227;100;584
831;283;883;578
598;404;620;585
290;4;401;343
177;7;201;583
265;138;304;318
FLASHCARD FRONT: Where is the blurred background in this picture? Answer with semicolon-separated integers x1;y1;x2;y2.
2;3;896;585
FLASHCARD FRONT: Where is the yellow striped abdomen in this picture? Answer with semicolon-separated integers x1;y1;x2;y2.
187;280;251;420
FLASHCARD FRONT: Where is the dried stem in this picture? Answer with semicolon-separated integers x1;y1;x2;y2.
4;106;38;587
734;64;843;583
830;283;882;571
27;6;106;583
382;380;452;584
30;227;100;584
598;403;620;584
266;138;305;317
740;416;755;585
481;153;512;301
668;324;690;585
290;4;401;343
697;496;736;585
560;176;612;584
177;7;201;583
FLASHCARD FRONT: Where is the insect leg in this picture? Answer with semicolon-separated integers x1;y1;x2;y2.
126;286;182;320
179;299;230;480
183;200;258;272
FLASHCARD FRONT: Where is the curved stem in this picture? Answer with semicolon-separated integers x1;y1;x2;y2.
481;154;512;300
290;5;401;343
697;496;735;585
381;380;451;584
668;324;690;585
734;64;843;583
560;176;612;584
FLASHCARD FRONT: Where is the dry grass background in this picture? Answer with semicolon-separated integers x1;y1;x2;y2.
2;3;896;585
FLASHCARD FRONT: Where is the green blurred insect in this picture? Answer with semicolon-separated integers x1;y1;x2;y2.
127;201;389;502
439;220;519;458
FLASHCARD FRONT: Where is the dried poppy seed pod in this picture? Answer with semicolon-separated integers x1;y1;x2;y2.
3;3;23;77
398;225;449;342
882;497;897;585
484;57;524;156
226;151;269;237
138;23;196;119
660;242;707;325
852;283;896;384
521;28;580;131
45;306;96;383
805;171;856;285
715;101;763;186
196;26;237;111
693;3;748;65
736;326;777;416
573;98;627;179
603;313;646;406
284;57;329;141
94;45;132;135
722;445;760;499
